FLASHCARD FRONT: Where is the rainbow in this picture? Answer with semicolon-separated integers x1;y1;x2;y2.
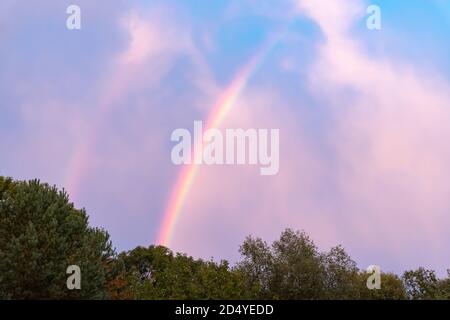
156;37;280;246
62;25;286;247
64;68;132;199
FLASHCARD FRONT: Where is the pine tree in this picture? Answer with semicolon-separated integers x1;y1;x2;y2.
0;177;113;299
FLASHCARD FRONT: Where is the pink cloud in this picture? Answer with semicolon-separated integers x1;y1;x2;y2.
64;6;209;199
170;0;450;273
170;86;341;261
298;0;450;270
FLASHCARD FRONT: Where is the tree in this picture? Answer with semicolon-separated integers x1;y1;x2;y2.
358;272;406;300
437;270;450;300
270;229;325;299
238;229;326;299
1;176;447;300
0;177;113;299
114;245;255;299
238;229;410;300
402;268;440;300
321;246;360;299
237;236;273;298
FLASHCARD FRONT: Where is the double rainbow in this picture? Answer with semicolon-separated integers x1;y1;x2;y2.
63;27;284;247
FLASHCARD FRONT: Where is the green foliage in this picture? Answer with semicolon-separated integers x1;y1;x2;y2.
358;272;406;300
321;246;360;299
0;177;113;299
437;271;450;300
402;268;449;300
237;236;273;298
238;229;410;300
239;229;338;299
113;246;257;299
2;176;450;300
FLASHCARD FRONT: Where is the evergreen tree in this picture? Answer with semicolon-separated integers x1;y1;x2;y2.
0;177;113;299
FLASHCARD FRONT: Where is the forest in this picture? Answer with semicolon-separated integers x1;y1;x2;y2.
0;176;449;300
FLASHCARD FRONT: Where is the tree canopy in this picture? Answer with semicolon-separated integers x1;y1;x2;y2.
0;176;449;300
0;177;113;299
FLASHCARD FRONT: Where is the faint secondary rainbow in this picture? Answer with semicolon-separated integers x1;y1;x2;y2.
157;36;280;246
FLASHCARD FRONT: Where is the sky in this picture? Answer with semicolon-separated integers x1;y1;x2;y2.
1;0;450;275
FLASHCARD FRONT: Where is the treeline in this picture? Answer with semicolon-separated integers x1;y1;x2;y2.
1;177;449;300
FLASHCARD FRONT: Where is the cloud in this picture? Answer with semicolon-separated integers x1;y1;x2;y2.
171;84;340;262
64;5;207;198
296;0;450;271
0;2;217;250
170;0;450;274
2;0;450;273
60;4;220;249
